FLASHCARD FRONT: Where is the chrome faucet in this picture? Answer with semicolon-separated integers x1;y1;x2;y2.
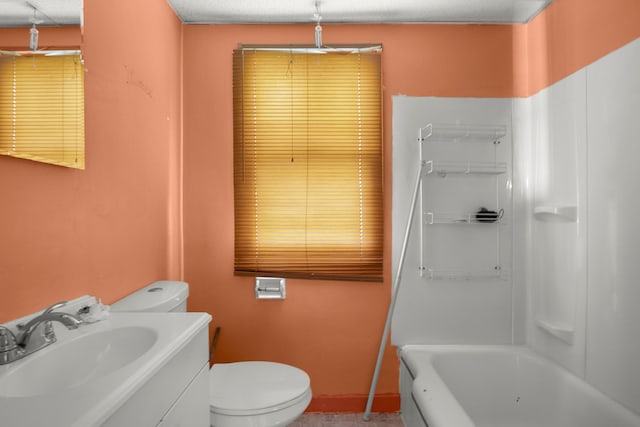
0;301;84;365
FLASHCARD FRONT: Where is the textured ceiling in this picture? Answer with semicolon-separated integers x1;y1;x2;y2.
168;0;553;24
0;0;553;27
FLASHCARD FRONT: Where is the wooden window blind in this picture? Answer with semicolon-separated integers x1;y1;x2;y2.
233;47;383;282
0;52;85;169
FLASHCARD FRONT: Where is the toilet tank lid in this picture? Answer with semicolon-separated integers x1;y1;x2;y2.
111;281;189;312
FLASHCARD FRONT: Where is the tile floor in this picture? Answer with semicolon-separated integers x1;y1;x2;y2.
288;412;404;427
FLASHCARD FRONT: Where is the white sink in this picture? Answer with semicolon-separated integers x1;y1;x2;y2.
0;297;211;427
0;326;157;398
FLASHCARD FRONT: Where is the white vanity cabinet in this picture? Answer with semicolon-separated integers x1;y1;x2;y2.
0;305;212;427
103;327;210;427
158;363;210;426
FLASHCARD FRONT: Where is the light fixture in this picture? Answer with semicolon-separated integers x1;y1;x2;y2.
29;7;39;51
314;1;322;48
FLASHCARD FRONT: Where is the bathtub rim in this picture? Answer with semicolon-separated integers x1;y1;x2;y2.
398;344;640;427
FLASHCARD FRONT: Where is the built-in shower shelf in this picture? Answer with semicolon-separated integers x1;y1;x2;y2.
535;317;575;344
534;205;577;222
423;160;507;177
420;123;507;144
424;211;505;225
420;267;509;281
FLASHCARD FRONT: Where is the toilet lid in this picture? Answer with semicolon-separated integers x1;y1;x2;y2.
209;361;310;414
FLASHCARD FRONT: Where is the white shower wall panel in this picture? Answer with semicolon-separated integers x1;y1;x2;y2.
521;69;589;378
511;97;533;345
391;97;513;346
585;36;640;416
515;36;640;415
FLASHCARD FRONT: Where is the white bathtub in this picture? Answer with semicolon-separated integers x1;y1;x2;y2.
399;345;640;427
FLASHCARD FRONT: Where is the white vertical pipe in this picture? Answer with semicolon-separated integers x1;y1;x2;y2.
363;162;424;420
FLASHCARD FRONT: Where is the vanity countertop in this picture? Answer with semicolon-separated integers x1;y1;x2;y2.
0;310;211;426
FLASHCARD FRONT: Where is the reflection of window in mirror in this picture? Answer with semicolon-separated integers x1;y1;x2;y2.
0;1;84;169
0;51;85;169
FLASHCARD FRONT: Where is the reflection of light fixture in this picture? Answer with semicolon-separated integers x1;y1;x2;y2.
314;1;322;48
29;8;39;51
29;24;38;51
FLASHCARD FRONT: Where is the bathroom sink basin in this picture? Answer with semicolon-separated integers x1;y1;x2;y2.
0;325;157;398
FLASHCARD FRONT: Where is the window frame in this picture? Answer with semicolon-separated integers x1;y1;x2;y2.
232;45;384;282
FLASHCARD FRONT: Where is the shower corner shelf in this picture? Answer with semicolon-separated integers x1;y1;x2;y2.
534;205;577;222
535;317;575;344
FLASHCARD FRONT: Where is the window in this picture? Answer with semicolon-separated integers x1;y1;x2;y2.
0;51;85;169
233;47;383;282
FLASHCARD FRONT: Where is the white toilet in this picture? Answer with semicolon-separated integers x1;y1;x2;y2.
111;281;312;427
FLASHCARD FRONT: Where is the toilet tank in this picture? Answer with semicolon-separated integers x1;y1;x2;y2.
110;281;189;313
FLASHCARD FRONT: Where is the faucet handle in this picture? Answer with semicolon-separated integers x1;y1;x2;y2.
43;301;68;314
0;326;21;365
0;326;17;351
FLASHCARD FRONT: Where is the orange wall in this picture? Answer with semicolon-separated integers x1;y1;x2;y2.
1;0;639;412
0;0;183;322
181;1;640;406
514;0;640;96
181;23;515;408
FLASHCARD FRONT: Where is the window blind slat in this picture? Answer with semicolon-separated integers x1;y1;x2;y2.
233;48;383;282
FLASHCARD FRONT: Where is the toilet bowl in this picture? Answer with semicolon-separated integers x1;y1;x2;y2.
111;281;312;427
210;361;311;427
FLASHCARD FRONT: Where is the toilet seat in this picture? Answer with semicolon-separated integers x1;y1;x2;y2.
209;361;311;416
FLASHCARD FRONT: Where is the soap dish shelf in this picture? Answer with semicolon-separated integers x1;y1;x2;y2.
535;317;575;344
534;206;577;222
